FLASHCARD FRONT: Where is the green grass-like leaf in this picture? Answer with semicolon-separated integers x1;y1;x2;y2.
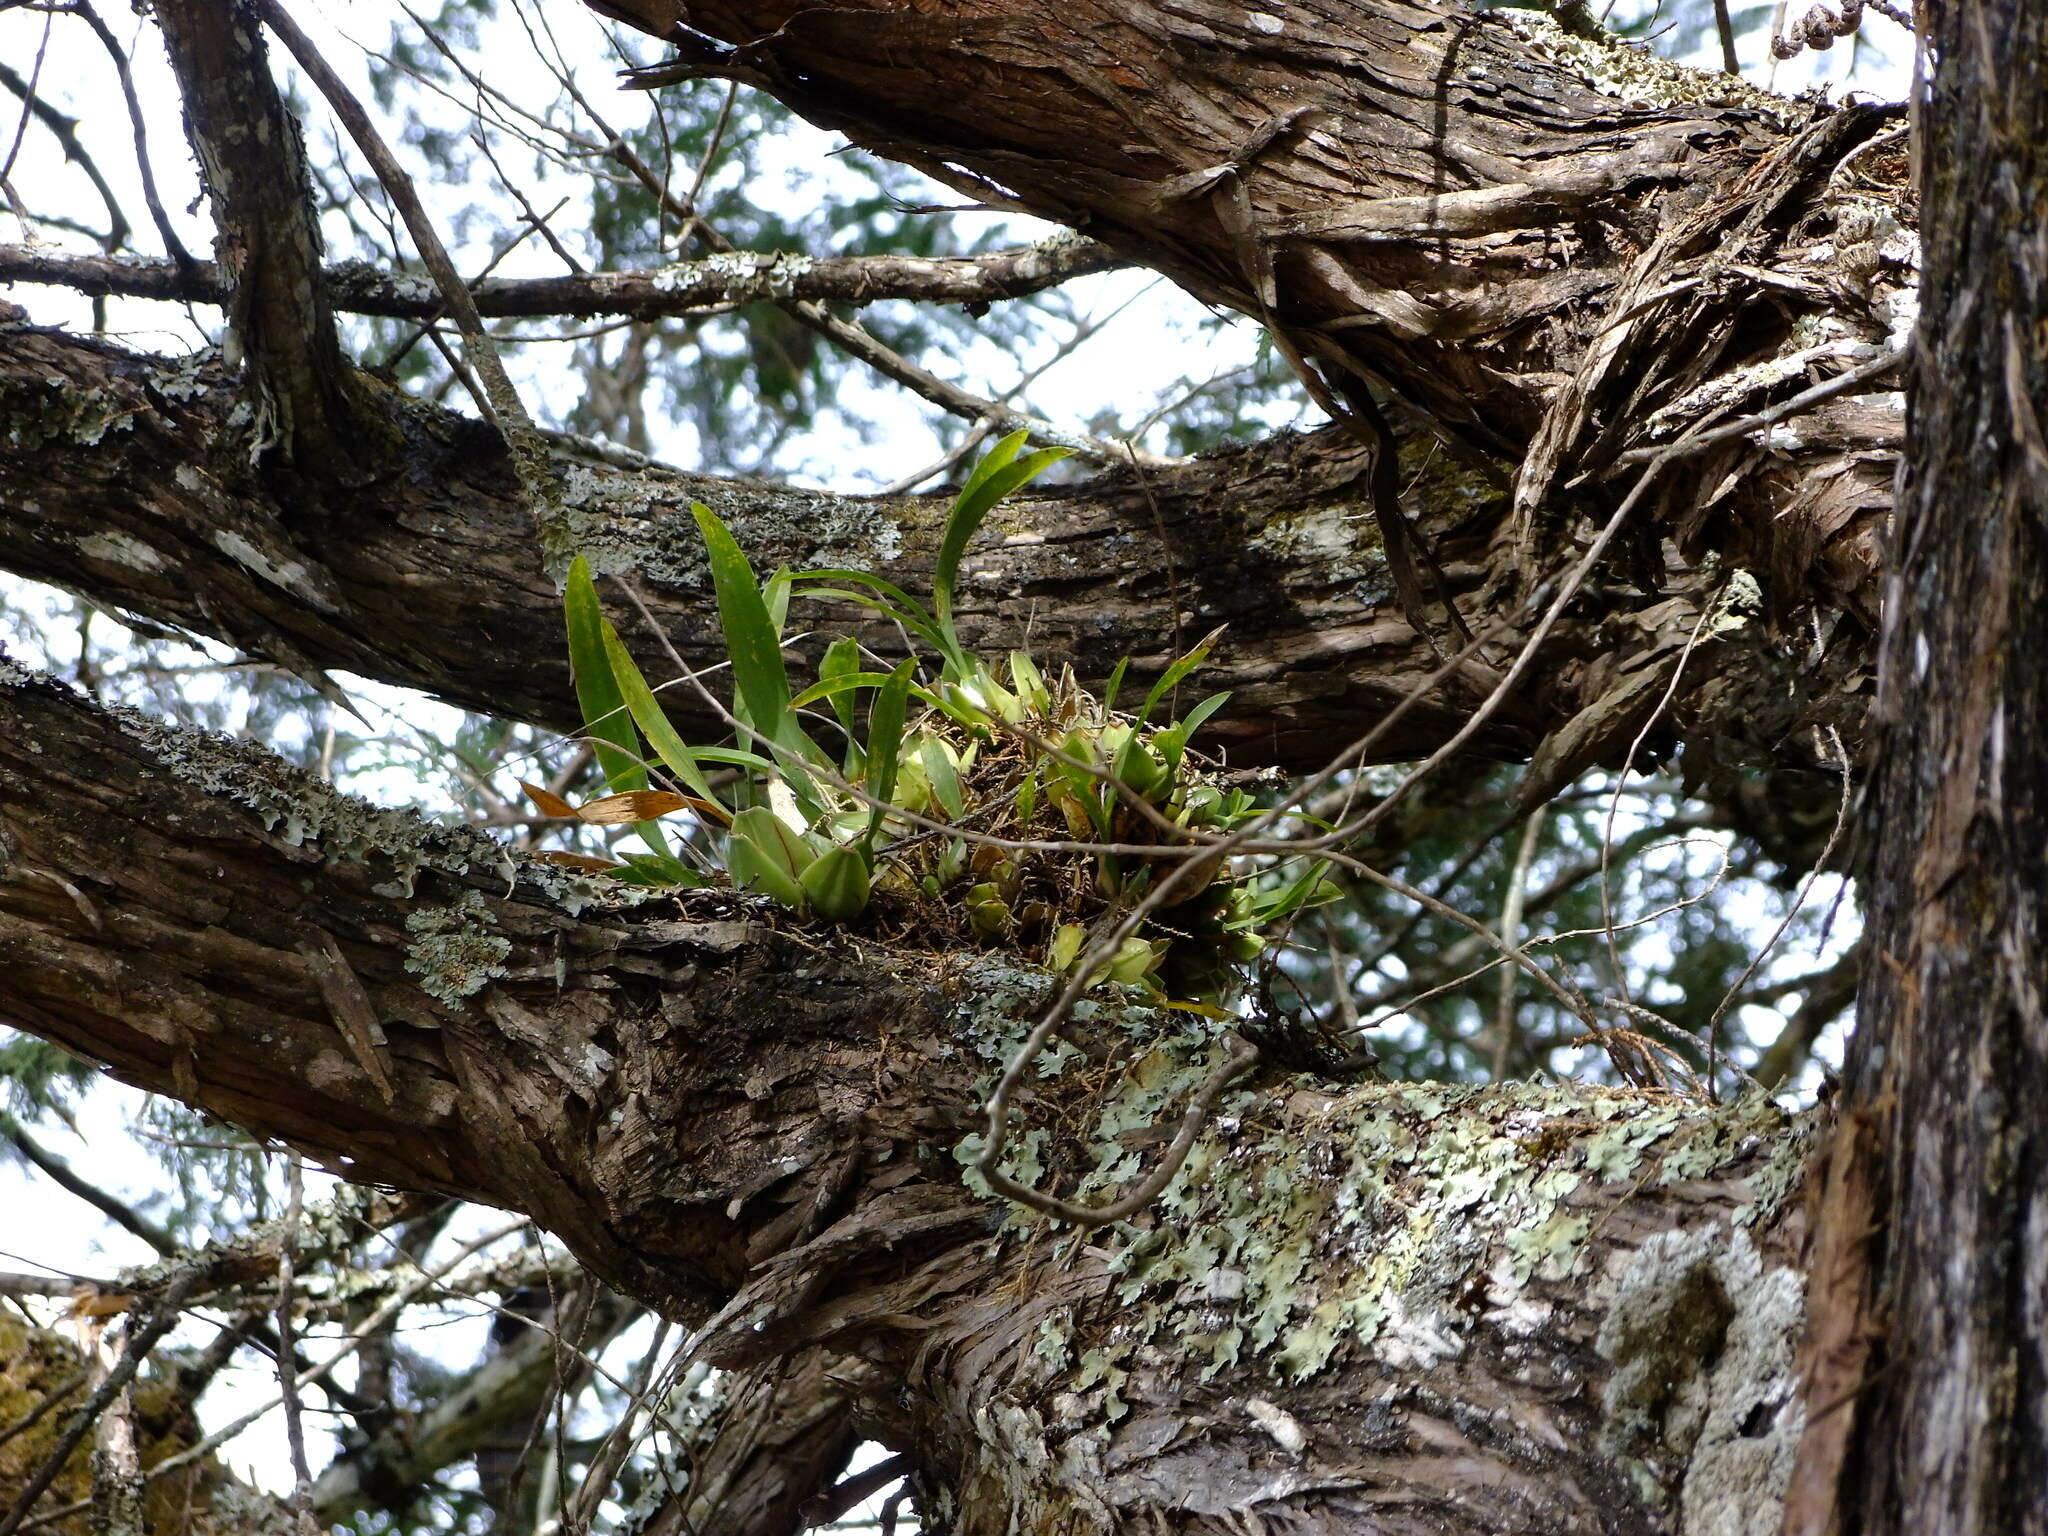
693;503;797;748
565;556;673;858
1138;625;1226;725
863;658;914;849
920;736;966;820
790;571;944;651
565;556;646;794
933;431;1067;672
599;624;727;809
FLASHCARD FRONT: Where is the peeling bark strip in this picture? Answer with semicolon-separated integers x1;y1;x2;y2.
0;236;1125;319
0;323;1872;794
0;657;1820;1533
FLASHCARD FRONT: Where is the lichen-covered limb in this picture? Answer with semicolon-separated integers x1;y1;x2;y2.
0;325;1870;790
1;659;1816;1532
0;656;877;1315
0;236;1123;320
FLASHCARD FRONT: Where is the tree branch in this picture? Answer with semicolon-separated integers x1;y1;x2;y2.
153;0;380;469
0;236;1123;321
0;324;1875;783
0;650;1824;1534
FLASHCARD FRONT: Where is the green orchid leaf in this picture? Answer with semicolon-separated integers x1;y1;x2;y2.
863;658;915;847
1252;859;1342;924
1137;625;1226;725
920;735;966;820
814;636;863;738
564;557;644;792
1156;690;1233;770
789;570;943;649
612;852;709;888
1008;649;1050;715
693;504;795;739
933;432;1068;668
790;668;901;710
598;625;725;810
564;556;679;859
1101;656;1129;715
763;565;793;636
800;843;871;920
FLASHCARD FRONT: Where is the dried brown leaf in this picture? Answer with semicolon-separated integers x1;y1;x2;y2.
519;781;578;818
574;790;690;824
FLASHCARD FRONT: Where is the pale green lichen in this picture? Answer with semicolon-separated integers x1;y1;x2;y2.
652;250;820;301
2;375;137;451
404;889;512;1006
1242;503;1386;586
1597;1224;1806;1532
949;981;1808;1425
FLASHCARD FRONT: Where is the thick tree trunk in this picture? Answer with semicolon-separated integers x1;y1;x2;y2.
597;0;1910;608
1;658;1816;1534
1787;2;2048;1532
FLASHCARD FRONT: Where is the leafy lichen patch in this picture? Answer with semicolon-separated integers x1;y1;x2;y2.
1;371;138;451
955;1002;1806;1414
405;889;512;1006
1597;1224;1806;1532
1501;11;1795;120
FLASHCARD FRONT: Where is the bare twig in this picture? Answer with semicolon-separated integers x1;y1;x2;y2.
1491;805;1546;1079
1596;594;1724;1004
67;1;195;269
274;1155;317;1534
254;0;555;515
1613;345;1907;466
6;1127;176;1257
0;57;131;251
1703;727;1852;1097
11;1218;529;1536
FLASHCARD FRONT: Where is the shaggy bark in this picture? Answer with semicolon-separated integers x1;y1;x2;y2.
0;658;1819;1535
5;1;2014;1531
1787;2;2048;1532
596;0;1911;609
3;0;1915;823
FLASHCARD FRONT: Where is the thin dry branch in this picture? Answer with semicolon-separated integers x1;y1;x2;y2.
0;237;1121;320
